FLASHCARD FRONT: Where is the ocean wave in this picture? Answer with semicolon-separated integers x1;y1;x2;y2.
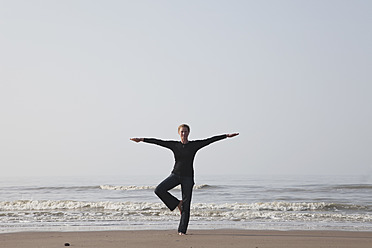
1;200;371;225
100;185;155;191
18;185;100;191
100;184;210;191
0;200;165;211
1;200;369;212
192;202;370;212
329;184;372;190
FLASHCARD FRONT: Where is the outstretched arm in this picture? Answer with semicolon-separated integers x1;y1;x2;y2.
226;133;239;138
130;137;175;150
195;133;239;150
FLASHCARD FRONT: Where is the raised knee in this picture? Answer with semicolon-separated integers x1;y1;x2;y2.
154;186;161;196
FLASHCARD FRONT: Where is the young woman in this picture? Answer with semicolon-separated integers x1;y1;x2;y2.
130;124;239;235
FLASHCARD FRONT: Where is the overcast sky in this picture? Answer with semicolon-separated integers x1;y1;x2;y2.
1;0;371;179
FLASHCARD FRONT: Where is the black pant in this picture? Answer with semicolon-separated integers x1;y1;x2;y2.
154;173;194;234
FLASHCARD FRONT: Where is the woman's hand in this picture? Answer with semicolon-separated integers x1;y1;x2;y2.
226;133;239;138
130;138;144;143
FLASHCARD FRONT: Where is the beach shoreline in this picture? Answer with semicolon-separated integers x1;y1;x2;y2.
1;229;371;248
2;175;371;233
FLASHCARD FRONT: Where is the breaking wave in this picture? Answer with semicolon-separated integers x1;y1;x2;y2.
1;200;371;227
1;200;369;212
100;184;211;191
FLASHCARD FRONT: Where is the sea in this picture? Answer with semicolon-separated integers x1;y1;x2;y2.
1;174;371;233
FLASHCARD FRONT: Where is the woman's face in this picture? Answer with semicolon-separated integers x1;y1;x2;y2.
179;126;190;142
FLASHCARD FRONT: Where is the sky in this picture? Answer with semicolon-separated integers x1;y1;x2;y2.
1;0;371;179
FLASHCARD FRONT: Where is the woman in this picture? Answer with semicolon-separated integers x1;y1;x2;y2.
130;124;239;235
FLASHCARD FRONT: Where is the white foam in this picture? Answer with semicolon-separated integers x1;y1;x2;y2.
0;200;360;212
100;185;155;191
1;200;372;233
100;184;210;191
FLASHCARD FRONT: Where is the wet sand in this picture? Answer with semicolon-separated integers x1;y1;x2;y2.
1;229;371;248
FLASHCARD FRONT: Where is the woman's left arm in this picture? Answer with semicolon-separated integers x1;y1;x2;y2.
196;133;239;150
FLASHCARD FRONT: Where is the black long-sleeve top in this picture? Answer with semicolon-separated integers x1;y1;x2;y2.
143;134;227;177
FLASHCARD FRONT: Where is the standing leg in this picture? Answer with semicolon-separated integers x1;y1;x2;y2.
178;176;194;234
154;174;181;211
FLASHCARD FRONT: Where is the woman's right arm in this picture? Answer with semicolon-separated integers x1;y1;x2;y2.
130;138;174;149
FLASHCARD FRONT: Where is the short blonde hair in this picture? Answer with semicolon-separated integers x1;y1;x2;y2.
178;124;190;133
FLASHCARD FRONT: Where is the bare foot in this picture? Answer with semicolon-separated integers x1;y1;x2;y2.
177;200;183;214
178;232;186;236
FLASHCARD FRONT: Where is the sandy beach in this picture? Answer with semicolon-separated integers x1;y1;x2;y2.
1;229;371;248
